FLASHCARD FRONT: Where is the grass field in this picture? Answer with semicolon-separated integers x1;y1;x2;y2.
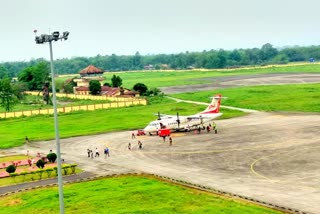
0;175;281;214
0;95;111;113
100;63;320;89
171;83;320;112
0;155;28;163
0;97;245;149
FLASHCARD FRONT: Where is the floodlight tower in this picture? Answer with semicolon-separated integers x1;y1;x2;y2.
34;30;69;214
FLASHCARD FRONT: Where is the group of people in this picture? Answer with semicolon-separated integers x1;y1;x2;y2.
128;140;143;151
86;122;218;158
196;122;217;134
87;147;110;158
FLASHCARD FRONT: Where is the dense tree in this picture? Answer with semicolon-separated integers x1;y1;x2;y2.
133;51;143;70
0;66;9;79
89;80;101;95
0;77;18;112
133;83;148;95
2;44;320;76
62;78;77;94
259;43;278;61
18;62;50;91
111;75;122;87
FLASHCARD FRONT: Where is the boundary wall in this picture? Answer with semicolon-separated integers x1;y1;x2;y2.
0;92;147;119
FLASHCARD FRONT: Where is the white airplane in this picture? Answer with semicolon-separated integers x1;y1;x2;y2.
143;94;223;135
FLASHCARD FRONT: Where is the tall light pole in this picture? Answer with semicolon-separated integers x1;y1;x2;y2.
34;30;69;214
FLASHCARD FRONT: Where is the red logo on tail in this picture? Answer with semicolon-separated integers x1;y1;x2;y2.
201;94;221;114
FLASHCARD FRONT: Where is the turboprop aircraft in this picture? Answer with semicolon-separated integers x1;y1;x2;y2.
143;94;223;135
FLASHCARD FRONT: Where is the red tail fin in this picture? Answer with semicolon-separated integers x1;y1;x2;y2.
201;94;222;114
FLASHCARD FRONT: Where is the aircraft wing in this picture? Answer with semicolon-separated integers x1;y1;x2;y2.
187;116;211;119
153;113;175;119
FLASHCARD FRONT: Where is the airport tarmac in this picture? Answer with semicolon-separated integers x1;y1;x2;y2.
3;72;320;213
9;111;319;214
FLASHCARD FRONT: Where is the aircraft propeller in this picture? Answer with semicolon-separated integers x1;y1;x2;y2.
176;112;180;128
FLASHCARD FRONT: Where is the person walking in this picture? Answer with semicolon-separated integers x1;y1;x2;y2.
95;148;100;157
128;142;132;151
104;147;110;157
169;137;173;146
90;150;94;159
132;132;135;139
138;141;142;150
87;148;91;158
213;122;217;134
25;136;29;143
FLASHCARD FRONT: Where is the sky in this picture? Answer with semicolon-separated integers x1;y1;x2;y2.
1;0;320;62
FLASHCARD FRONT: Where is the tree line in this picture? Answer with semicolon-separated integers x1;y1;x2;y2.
1;43;320;76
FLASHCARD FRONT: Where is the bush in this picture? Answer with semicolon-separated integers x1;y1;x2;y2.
47;153;57;163
37;169;44;180
6;164;16;173
133;83;148;95
9;173;18;182
62;165;71;175
36;159;45;169
29;171;35;180
53;167;58;175
70;164;77;174
20;171;28;181
45;168;54;178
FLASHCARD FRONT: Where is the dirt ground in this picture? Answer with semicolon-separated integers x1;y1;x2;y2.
3;73;320;213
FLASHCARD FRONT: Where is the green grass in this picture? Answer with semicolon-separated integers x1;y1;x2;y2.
171;83;320;112
0;155;28;163
0;95;111;113
0;97;243;149
0;175;281;214
0;166;82;187
101;63;320;89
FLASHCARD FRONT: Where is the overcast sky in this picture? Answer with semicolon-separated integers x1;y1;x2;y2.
1;0;320;62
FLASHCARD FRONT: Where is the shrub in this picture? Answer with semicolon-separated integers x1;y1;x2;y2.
36;159;45;169
20;171;28;181
30;171;36;180
53;167;58;175
47;153;57;163
9;173;18;182
6;164;16;174
70;164;77;174
133;83;148;95
62;165;71;175
37;169;44;180
45;168;54;178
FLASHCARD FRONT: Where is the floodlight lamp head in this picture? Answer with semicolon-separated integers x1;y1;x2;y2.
35;36;43;44
62;31;69;40
52;31;60;41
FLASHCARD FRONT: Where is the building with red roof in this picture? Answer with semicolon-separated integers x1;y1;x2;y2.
73;65;139;97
